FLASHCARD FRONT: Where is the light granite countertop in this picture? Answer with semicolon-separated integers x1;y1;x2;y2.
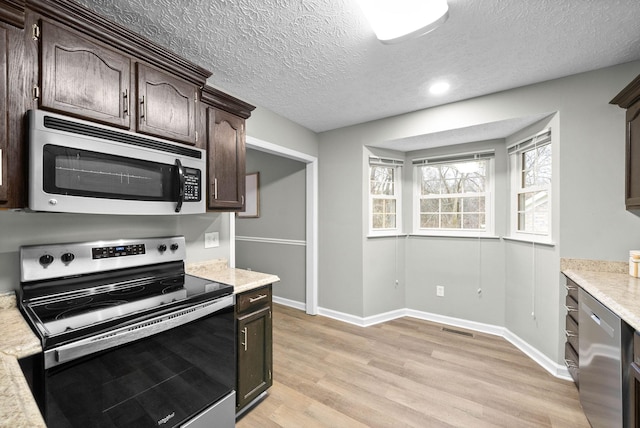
0;293;46;428
186;259;280;294
0;260;278;427
562;258;640;331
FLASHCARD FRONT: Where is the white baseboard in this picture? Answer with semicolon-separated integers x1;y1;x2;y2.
272;298;572;381
272;295;306;311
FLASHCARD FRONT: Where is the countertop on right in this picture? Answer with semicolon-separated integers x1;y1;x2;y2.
186;259;280;294
562;258;640;331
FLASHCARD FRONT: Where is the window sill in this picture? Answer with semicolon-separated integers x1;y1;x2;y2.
409;233;501;240
503;236;556;247
367;233;408;239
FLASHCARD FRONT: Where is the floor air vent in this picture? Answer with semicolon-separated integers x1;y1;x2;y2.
441;327;474;337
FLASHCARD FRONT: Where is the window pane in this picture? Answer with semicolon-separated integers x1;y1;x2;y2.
384;199;396;214
463;214;481;229
521;143;551;188
417;159;488;231
518;190;549;233
422;179;440;195
372;199;384;213
372;214;384;229
370;166;394;195
462;197;482;213
372;199;396;229
441;198;459;213
441;214;460;228
421;213;439;228
523;170;535;187
384;214;396;228
421;198;439;212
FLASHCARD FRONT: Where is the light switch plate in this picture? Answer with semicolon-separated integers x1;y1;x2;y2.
204;232;219;248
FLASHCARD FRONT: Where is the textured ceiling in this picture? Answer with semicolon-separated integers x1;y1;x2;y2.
76;0;640;135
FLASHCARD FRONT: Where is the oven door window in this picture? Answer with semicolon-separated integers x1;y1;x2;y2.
43;144;176;201
43;306;234;428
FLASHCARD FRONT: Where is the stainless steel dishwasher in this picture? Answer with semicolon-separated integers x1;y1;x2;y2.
579;288;633;428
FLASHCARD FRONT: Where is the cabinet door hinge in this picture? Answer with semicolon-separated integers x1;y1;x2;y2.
269;310;272;319
32;85;40;100
32;24;40;41
195;130;198;142
269;370;272;380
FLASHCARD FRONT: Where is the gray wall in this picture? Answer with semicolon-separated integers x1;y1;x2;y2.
403;138;509;327
317;61;640;364
235;149;307;303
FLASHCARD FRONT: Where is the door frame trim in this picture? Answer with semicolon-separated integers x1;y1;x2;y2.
231;136;318;315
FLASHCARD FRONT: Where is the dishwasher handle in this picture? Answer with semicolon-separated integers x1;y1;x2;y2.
581;301;615;338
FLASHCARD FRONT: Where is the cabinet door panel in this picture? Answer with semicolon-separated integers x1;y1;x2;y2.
207;108;245;210
40;20;130;128
626;104;640;208
0;26;7;203
137;63;197;145
237;305;272;410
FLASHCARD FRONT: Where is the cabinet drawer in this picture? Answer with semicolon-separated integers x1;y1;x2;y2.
565;315;579;352
565;278;579;301
236;286;272;314
565;294;579;324
564;342;579;386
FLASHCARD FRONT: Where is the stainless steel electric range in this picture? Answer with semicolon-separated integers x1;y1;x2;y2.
18;236;236;428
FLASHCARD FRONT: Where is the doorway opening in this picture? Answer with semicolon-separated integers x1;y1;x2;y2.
230;136;318;315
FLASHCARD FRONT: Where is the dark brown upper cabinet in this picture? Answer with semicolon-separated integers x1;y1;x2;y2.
611;74;640;210
0;9;28;209
0;26;9;204
39;19;131;129
136;63;198;145
201;87;255;211
207;107;246;210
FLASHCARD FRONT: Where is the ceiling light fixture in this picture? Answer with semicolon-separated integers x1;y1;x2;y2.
357;0;449;44
429;81;450;95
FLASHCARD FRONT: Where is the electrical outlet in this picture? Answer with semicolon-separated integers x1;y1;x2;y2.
436;285;445;297
204;232;219;248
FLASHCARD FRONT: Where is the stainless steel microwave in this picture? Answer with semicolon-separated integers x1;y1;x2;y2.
27;110;206;215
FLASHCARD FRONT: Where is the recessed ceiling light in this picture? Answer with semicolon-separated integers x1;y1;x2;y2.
429;81;450;95
357;0;449;44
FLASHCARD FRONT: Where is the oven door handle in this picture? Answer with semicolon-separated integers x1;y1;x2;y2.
45;295;233;369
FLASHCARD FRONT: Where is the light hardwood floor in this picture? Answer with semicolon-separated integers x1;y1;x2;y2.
237;304;589;428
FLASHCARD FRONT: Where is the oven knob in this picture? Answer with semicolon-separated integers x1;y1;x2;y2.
39;254;54;266
158;244;167;253
61;252;75;264
170;243;179;251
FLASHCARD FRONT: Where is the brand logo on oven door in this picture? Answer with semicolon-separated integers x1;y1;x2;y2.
157;411;175;426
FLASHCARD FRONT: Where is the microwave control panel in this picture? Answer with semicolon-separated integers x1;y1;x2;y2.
184;167;201;201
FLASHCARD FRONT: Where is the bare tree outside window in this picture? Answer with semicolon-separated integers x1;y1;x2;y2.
370;165;398;230
418;159;488;231
517;143;551;234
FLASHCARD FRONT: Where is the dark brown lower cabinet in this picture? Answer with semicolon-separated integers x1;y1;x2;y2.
236;285;273;413
632;331;640;427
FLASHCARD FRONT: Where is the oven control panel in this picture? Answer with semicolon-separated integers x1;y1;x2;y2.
20;236;186;283
92;244;146;259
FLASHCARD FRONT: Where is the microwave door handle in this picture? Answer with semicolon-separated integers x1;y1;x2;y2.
175;159;185;213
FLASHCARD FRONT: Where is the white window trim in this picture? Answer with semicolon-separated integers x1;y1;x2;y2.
507;129;553;244
412;153;495;238
368;157;403;237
